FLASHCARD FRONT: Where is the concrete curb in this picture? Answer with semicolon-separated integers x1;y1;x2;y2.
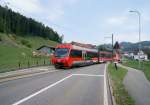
106;63;116;105
0;66;55;83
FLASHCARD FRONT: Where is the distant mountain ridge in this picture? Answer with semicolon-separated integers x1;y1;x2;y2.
98;41;150;52
120;41;150;51
98;41;150;58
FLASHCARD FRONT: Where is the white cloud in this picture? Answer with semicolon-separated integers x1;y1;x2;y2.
105;9;140;30
2;0;78;22
104;14;137;33
103;10;150;43
115;33;150;43
106;16;128;25
4;0;42;14
1;1;149;44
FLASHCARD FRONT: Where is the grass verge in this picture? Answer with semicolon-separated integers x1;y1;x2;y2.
123;59;150;81
108;63;135;105
0;33;56;73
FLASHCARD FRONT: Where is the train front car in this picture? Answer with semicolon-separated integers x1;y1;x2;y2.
51;44;72;69
51;43;99;69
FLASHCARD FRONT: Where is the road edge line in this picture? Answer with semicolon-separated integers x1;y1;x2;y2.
104;63;108;105
72;74;104;77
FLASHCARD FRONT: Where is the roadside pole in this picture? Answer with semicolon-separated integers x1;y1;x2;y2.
112;34;114;62
104;33;114;62
98;48;100;63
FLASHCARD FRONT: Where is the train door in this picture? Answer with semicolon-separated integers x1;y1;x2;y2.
82;50;86;60
70;49;83;66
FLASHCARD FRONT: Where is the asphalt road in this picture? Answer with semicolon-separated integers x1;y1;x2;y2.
0;64;112;105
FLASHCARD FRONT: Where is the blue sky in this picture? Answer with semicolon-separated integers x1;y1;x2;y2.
1;0;150;45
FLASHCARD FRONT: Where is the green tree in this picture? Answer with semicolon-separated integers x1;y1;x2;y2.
0;5;61;43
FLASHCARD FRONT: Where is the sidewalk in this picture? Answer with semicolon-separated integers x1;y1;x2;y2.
0;66;55;83
119;64;150;105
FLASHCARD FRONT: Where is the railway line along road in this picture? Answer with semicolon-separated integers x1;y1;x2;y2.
0;64;112;105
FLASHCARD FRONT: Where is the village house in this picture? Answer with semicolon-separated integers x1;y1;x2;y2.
127;51;148;61
32;45;55;57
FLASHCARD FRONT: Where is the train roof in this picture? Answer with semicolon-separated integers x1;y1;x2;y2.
56;43;98;52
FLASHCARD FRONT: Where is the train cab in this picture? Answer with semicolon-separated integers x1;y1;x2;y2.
51;43;98;69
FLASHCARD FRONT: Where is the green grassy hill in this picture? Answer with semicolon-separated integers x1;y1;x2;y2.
0;33;58;73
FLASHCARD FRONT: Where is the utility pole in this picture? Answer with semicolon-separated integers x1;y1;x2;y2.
98;48;100;63
104;33;114;61
112;34;114;61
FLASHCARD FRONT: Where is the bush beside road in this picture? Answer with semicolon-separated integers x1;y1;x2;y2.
108;63;135;105
123;59;150;81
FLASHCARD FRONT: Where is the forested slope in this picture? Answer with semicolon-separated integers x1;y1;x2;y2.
0;5;62;43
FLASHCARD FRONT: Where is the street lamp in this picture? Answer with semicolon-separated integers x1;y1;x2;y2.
129;10;141;69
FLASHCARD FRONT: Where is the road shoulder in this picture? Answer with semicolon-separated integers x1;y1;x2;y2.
108;63;135;105
119;64;150;105
0;66;55;83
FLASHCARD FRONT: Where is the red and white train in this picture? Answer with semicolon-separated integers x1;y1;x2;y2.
51;43;117;69
99;51;113;63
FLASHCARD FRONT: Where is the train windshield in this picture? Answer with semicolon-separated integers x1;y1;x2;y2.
55;48;69;58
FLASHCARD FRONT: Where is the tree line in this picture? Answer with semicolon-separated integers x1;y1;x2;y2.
0;5;62;43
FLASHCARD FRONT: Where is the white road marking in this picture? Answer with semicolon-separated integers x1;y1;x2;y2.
39;68;48;70
48;70;59;73
104;64;108;105
12;74;73;105
11;65;108;105
72;74;104;77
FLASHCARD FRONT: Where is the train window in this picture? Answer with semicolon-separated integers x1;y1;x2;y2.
87;52;98;58
70;50;82;58
55;48;69;58
100;53;112;58
94;53;98;57
106;54;112;58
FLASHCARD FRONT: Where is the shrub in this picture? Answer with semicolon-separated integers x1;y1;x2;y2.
26;43;32;48
21;39;32;48
8;34;16;40
21;39;28;45
12;34;17;40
